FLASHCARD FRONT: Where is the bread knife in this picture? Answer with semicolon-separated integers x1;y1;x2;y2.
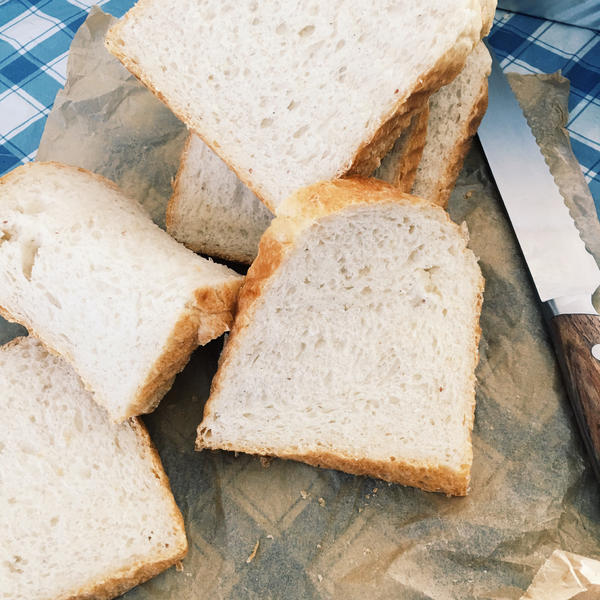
478;43;600;479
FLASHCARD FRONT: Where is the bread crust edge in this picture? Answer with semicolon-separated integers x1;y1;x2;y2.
374;105;430;191
427;76;490;208
62;419;188;600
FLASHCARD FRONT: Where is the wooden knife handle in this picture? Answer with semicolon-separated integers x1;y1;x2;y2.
549;313;600;478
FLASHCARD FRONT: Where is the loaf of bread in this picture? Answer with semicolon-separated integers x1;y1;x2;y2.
196;179;484;495
106;0;493;211
0;336;187;600
0;162;243;422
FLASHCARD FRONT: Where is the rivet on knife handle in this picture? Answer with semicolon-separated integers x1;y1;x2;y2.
547;310;600;480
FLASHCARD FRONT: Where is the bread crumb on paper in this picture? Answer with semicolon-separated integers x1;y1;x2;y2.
260;456;273;468
246;540;260;564
317;574;323;582
318;497;326;507
465;190;473;199
175;561;184;572
300;490;309;499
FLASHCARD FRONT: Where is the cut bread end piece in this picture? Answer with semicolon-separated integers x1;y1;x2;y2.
0;162;243;422
0;337;187;600
196;178;484;496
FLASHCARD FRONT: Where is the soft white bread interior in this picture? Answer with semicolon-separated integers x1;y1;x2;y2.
167;133;273;264
0;336;187;600
411;42;491;206
196;179;484;496
0;162;243;422
106;0;493;210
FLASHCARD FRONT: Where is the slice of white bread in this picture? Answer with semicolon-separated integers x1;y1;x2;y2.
196;179;484;496
0;336;187;600
0;162;243;422
166;134;274;264
379;42;492;207
106;1;494;211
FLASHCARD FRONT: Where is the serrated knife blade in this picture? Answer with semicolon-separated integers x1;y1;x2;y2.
479;42;600;480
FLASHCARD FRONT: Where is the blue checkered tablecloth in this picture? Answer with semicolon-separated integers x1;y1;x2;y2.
1;2;599;209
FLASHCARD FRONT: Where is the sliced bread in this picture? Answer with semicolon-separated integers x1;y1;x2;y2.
166;107;428;265
0;336;187;600
196;179;484;495
166;134;273;264
106;1;493;211
0;162;243;422
373;106;430;191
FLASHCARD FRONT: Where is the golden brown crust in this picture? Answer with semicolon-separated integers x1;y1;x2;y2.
127;278;242;420
0;162;243;422
165;130;193;234
391;106;430;191
200;444;470;496
105;9;485;212
197;178;484;496
344;96;429;179
426;76;489;208
480;0;496;37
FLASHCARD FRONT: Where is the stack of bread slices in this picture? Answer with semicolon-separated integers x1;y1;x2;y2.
2;1;494;597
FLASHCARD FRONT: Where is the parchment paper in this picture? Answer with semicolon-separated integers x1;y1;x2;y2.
2;8;600;599
35;8;186;228
520;550;600;599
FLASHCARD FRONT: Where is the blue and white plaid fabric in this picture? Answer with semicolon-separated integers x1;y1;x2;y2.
0;0;131;173
1;2;599;209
